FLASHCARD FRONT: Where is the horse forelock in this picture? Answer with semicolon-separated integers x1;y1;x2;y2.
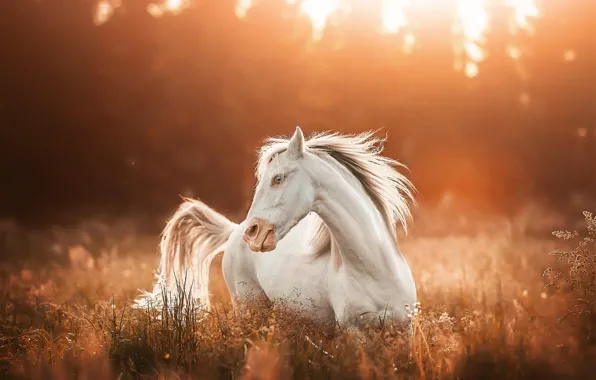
255;131;417;255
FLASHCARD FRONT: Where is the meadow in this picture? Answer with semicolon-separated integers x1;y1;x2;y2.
1;203;595;379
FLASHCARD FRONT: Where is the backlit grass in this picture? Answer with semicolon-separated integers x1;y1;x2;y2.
1;208;594;379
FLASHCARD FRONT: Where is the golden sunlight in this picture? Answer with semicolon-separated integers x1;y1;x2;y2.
164;0;187;13
234;0;345;40
93;0;541;77
94;0;116;26
507;45;522;60
464;61;479;78
235;0;254;19
381;0;410;35
94;0;188;22
508;0;539;34
454;0;488;77
233;0;539;77
294;0;343;40
147;0;189;17
403;32;416;54
564;50;577;62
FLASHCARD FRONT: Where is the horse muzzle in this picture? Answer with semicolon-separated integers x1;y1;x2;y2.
243;218;277;252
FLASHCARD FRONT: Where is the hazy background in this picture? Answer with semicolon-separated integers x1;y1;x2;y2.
0;0;594;228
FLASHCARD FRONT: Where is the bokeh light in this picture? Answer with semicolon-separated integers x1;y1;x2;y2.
94;0;541;79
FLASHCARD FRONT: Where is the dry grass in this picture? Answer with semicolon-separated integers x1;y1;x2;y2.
1;208;595;379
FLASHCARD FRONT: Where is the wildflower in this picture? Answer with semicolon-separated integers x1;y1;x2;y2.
438;312;453;325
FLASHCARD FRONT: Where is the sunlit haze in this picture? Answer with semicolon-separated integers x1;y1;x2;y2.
1;1;595;377
95;0;540;78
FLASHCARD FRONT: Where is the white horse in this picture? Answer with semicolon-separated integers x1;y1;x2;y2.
136;127;417;328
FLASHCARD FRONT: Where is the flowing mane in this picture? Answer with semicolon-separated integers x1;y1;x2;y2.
137;128;418;324
256;131;416;255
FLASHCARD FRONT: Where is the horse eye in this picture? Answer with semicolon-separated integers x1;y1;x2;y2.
272;174;284;186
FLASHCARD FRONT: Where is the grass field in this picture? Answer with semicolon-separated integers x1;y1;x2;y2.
1;206;595;379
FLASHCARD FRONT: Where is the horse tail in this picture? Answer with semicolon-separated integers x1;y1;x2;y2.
134;198;237;310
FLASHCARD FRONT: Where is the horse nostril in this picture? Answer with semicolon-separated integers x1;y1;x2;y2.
245;223;259;238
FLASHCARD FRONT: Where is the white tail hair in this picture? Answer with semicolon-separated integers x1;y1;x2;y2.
134;198;237;310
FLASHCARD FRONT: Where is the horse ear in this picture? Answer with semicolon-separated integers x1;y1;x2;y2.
287;126;305;160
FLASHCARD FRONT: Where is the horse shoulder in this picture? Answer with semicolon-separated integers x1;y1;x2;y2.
327;255;415;326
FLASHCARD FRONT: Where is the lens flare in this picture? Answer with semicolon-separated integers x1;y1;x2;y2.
94;0;115;26
94;0;541;77
381;0;410;34
508;0;539;34
563;50;576;62
235;0;254;19
454;0;488;77
403;32;415;54
94;0;189;22
166;0;182;10
296;0;343;40
145;0;189;18
232;0;539;76
507;45;522;60
465;61;479;78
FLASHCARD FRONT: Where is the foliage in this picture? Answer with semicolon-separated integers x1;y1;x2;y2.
1;1;595;223
544;211;596;325
2;211;596;379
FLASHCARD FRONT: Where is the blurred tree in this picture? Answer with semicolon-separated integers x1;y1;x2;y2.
0;0;593;224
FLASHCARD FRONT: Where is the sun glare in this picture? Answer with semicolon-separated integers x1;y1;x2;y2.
94;0;116;26
235;0;254;19
234;0;538;77
563;49;576;62
454;0;489;75
403;32;415;53
508;0;539;34
93;0;540;77
381;0;410;34
166;0;182;9
295;0;343;40
507;45;522;60
146;0;189;18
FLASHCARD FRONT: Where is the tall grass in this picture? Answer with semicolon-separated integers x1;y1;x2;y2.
1;210;595;379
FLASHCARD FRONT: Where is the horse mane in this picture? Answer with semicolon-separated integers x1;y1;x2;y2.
256;131;416;256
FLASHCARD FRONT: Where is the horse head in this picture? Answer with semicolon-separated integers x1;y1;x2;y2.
243;127;316;252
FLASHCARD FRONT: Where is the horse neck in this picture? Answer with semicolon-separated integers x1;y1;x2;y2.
310;157;403;274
